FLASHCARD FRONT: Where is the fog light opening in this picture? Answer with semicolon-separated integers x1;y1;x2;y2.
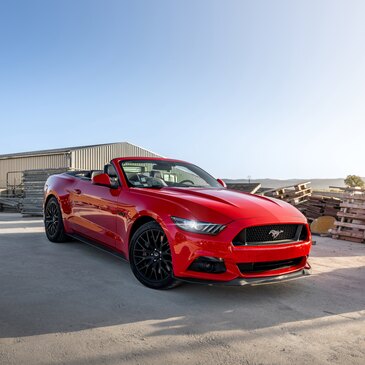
188;257;226;274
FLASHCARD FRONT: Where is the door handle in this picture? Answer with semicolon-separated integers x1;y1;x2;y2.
74;189;82;195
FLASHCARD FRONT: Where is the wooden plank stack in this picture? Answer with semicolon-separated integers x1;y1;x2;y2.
297;195;341;222
263;182;312;205
226;183;262;194
330;193;365;243
262;183;344;224
22;168;69;216
0;197;22;212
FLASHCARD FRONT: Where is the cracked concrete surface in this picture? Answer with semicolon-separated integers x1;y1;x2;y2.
0;213;364;365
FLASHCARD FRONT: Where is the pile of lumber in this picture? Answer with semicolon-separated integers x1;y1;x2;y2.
263;182;312;205
22;168;69;216
0;197;22;212
262;183;344;223
330;193;365;243
226;183;261;194
297;195;341;222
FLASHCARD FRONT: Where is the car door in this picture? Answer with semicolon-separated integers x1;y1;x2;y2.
70;177;121;248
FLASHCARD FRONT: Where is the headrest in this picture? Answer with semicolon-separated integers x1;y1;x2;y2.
104;164;118;177
150;170;162;179
91;171;103;179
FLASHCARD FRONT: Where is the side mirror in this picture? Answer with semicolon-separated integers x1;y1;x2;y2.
92;173;113;188
217;178;227;188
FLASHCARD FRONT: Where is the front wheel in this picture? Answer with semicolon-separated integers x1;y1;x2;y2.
129;221;180;289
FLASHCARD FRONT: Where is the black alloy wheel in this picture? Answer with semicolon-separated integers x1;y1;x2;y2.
130;221;180;289
44;197;68;243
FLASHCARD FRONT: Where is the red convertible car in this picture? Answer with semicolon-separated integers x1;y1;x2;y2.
44;157;312;289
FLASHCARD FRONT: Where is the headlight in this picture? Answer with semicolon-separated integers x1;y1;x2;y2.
171;216;226;235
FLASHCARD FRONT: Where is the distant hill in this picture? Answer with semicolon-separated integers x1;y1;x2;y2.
223;178;356;190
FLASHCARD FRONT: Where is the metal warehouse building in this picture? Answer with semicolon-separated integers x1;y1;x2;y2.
0;142;160;215
0;142;160;189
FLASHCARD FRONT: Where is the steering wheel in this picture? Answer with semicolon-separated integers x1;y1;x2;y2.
179;179;195;185
129;173;148;185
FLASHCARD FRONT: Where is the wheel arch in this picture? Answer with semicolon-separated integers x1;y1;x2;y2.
44;193;57;207
44;193;69;220
128;215;158;247
44;193;63;214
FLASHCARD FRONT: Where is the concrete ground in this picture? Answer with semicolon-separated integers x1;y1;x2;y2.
0;213;364;365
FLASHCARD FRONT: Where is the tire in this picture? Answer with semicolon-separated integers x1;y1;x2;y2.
129;221;181;289
44;197;69;243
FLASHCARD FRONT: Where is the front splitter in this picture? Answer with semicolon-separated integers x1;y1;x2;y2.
177;268;312;286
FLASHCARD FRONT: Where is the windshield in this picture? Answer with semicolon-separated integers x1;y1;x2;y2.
120;160;221;189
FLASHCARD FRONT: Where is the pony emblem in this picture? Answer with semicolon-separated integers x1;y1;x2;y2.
269;229;284;239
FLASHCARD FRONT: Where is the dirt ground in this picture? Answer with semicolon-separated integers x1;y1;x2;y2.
0;213;364;365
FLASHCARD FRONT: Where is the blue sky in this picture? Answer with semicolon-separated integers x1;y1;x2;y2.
0;0;364;179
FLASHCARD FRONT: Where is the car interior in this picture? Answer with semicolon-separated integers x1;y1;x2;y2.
67;162;209;188
67;163;119;185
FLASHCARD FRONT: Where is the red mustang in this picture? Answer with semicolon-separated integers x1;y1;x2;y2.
44;157;312;289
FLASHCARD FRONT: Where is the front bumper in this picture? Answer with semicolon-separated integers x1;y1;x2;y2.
166;217;313;283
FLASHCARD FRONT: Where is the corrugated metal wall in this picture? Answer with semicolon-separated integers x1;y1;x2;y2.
0;154;70;188
71;142;160;170
0;143;161;189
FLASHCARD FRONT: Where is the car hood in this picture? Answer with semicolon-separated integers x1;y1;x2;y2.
132;187;306;223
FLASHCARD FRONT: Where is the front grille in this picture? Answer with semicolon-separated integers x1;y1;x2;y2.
233;224;307;246
237;257;304;274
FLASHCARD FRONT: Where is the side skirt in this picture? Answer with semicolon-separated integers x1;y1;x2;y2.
69;233;128;262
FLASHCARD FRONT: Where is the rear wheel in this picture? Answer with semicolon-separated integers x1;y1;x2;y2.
129;221;180;289
44;197;69;243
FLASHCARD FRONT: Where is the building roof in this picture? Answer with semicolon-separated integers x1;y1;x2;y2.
0;142;159;160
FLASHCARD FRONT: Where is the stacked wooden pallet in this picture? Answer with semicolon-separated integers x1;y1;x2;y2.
330;193;365;243
226;183;262;194
264;182;312;205
297;195;341;222
22;168;69;216
0;197;22;212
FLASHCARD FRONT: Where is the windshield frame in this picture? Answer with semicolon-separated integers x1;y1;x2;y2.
119;159;222;189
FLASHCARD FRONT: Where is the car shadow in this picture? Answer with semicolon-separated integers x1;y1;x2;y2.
0;230;364;339
310;237;365;257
